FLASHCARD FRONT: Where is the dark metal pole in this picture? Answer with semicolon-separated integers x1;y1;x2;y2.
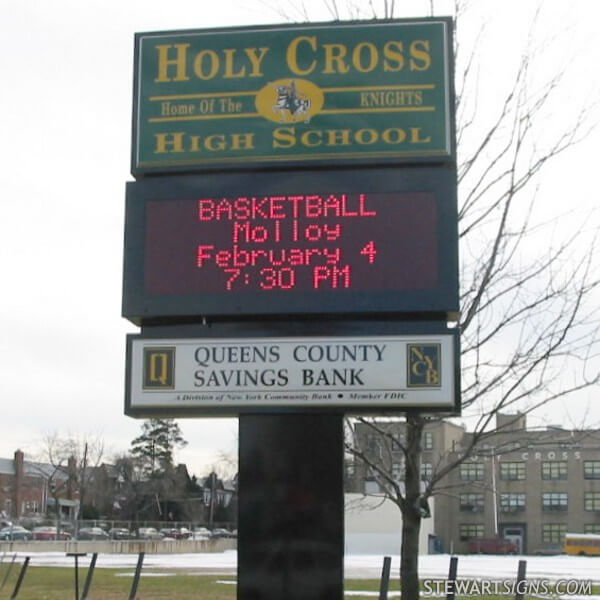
128;552;145;600
66;552;86;600
80;553;98;600
9;556;29;600
378;556;392;600
74;554;80;600
446;556;458;600
515;559;527;600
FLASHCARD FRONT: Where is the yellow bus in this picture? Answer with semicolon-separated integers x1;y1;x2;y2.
564;533;600;556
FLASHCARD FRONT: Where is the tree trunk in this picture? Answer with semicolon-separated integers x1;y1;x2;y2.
401;507;422;600
401;414;425;600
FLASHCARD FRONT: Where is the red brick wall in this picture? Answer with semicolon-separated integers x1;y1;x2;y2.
0;453;47;519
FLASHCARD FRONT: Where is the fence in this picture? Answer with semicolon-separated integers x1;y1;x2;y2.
2;553;543;600
0;551;140;600
0;537;236;555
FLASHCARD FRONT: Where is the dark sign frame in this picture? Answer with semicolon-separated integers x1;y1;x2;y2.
122;166;458;324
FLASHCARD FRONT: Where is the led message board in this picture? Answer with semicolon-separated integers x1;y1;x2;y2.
132;18;454;174
122;168;458;323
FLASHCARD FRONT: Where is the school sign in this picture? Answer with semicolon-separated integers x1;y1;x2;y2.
132;19;454;174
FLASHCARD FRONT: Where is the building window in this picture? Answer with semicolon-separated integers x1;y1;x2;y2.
584;461;600;480
421;463;433;481
584;492;600;511
542;461;567;480
365;480;382;495
365;467;378;482
460;493;484;513
460;463;484;481
542;524;566;544
460;524;484;540
366;435;382;458
500;493;526;513
423;432;433;450
392;462;405;482
346;461;355;477
391;436;404;452
22;501;39;514
584;524;600;534
499;462;525;480
542;492;568;511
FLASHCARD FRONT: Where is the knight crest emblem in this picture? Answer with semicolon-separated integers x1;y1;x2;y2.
273;80;312;123
255;78;324;124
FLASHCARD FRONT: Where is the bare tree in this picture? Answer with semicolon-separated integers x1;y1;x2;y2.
37;432;105;532
257;1;600;599
31;434;70;531
250;0;600;596
111;453;147;522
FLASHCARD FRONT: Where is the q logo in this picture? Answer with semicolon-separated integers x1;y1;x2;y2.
143;347;175;390
407;344;441;388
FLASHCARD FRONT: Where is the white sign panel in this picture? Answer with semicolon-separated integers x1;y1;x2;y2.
126;334;457;414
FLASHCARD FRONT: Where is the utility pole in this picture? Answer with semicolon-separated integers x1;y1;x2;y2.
208;472;216;529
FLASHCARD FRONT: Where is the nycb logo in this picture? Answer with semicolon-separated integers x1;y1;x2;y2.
407;344;441;387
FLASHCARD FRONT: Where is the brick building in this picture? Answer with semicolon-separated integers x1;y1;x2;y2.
351;414;600;554
0;450;82;522
0;450;56;520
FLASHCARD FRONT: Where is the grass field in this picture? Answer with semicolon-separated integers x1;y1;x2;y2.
1;562;597;599
0;564;402;600
2;565;235;599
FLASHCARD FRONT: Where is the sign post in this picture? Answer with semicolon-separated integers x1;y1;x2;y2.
123;17;458;600
238;414;344;600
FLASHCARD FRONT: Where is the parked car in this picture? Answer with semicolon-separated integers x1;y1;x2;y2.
0;526;33;541
160;527;192;540
211;528;236;539
109;527;133;540
77;527;109;541
137;527;164;540
535;544;563;555
159;527;178;539
192;527;211;540
468;537;518;554
159;527;192;540
32;526;72;541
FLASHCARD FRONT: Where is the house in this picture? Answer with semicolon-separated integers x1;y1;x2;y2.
0;450;77;521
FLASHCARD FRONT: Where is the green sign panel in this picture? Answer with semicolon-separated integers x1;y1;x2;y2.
132;19;454;174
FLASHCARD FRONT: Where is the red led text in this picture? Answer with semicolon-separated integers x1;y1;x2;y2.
195;193;380;292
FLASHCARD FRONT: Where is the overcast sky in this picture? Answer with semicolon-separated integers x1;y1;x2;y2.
1;0;599;477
